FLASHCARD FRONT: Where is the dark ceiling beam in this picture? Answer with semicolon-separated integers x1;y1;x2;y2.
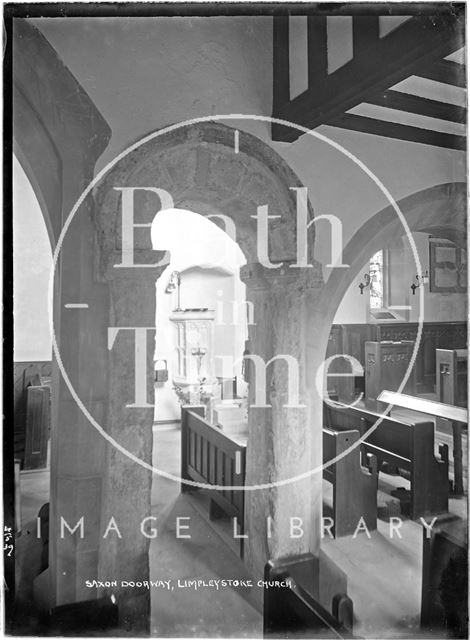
352;16;380;55
273;16;290;112
368;90;466;124
327;113;466;150
307;15;327;88
4;2;465;18
416;60;466;88
272;10;465;142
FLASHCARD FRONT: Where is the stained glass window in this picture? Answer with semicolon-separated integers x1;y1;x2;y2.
369;250;384;309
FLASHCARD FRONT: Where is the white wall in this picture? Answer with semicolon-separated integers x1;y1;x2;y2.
19;18;466;356
13;155;52;362
31;16;466;273
30;17;274;171
152;209;247;422
333;232;466;324
406;232;466;322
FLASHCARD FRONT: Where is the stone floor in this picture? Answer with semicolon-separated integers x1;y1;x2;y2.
150;425;262;638
18;419;468;638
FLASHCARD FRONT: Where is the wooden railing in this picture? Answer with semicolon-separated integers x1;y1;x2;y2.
181;406;246;554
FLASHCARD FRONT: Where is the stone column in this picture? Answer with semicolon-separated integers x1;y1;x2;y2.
96;263;165;633
241;261;324;588
12;19;113;613
50;190;110;608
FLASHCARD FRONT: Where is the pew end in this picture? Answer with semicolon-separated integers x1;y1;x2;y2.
364;452;378;476
264;553;355;638
332;593;354;634
324;403;450;521
323;428;378;538
438;442;449;465
181;405;246;557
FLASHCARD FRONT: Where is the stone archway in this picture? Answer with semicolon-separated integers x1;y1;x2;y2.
315;181;467;357
94;121;325;620
308;182;466;443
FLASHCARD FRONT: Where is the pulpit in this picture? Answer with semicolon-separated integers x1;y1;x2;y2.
170;308;217;407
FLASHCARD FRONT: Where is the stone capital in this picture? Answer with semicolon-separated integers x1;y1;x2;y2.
241;260;323;294
96;249;168;284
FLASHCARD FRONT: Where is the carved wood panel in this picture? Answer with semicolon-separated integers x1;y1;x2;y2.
327;322;467;394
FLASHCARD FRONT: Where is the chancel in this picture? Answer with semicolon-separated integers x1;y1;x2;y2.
7;5;467;640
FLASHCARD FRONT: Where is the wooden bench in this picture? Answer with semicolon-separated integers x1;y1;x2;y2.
181;406;246;556
436;348;467;495
324;403;449;519
379;389;467;496
436;348;468;410
323;428;378;537
420;515;467;636
264;553;354;638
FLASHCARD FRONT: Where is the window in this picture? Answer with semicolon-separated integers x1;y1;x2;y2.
367;246;408;322
369;250;384;309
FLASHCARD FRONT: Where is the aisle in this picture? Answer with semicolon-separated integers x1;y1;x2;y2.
150;425;262;637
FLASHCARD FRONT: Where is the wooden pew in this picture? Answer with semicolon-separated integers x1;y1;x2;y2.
436;348;467;495
323;428;378;537
264;553;354;638
181;406;246;556
24;385;51;470
420;515;467;637
327;322;467;396
379;389;467;497
324;403;449;519
436;348;468;410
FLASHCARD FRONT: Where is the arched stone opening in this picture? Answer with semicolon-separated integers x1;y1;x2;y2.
314;182;466;433
94;120;325;620
12;17;111;621
13;154;53;362
320;182;466;330
151;207;248;422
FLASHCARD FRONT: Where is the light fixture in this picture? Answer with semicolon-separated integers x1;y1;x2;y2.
410;271;429;295
358;273;371;295
165;271;181;310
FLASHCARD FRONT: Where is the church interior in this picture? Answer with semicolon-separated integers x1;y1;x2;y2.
7;5;468;639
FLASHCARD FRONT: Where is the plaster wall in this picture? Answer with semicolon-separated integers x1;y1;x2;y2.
30;17;466;280
155;266;247;422
13;154;52;362
333;231;467;324
406;232;467;322
13;18;466;624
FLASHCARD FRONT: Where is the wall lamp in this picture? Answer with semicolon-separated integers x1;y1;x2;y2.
358;273;371;295
410;271;429;295
165;270;182;310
